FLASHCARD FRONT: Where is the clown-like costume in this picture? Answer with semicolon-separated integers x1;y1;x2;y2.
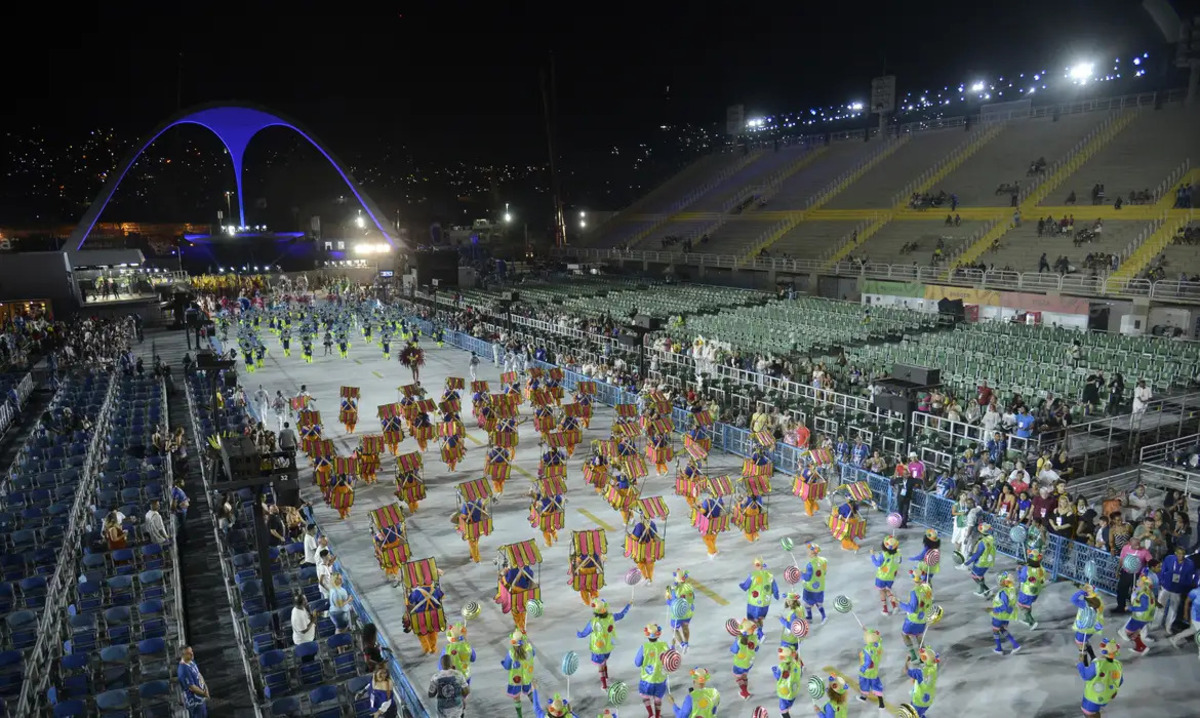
501;630;536;717
911;528;942;585
814;674;849;718
1017;549;1047;630
857;627;885;708
964;524;995;596
530;688;578;718
904;646;940;717
634;624;669;717
629;512;660;583
738;558;779;634
777;593;805;652
443;623;476;684
899;569;934;660
988;571;1022;655
1071;586;1106;656
668;668;720;718
772;645;804;718
576;599;632;689
871;536;902;615
729;619;763;699
665;570;695;651
1118;573;1157;655
800;543;828;624
1079;638;1123;716
485;445;513;496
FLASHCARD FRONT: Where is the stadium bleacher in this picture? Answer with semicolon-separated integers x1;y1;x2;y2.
825;126;970;209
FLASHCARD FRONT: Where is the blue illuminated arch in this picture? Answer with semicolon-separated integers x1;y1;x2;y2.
71;103;399;250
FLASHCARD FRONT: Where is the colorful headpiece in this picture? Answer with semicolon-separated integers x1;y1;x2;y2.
738;619;757;635
1098;638;1120;659
545;693;570;717
911;568;929;583
690;667;711;685
446;623;466;642
997;571;1014;587
1027;549;1043;563
591;598;610;615
924;529;939;541
778;645;795;662
753;557;767;569
883;536;899;551
510;630;527;646
917;646;940;664
827;674;849;694
644;623;662;640
977;523;992;535
863;628;882;644
807;542;821;555
784;592;801;607
673;569;690;582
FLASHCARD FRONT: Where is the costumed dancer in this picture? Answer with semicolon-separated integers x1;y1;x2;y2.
441;432;465;472
531;686;578;718
405;572;446;655
634;623;669;718
986;571;1022;655
797;466;824;518
338;332;350;359
777;593;805;653
330;470;355;520
412;412;434;452
381;332;391;360
738;487;766;543
1077;638;1123;717
570;545;604;606
609;470;639;525
832;499;863;552
577;599;632;690
301;336;314;363
730;619;762;700
772;645;804;718
486;444;513;496
696;491;724;560
501;630;536;718
373;521;406;588
667;668;719;718
856;627;886;709
800;543;828;625
665;570;695;652
1118;573;1157;655
871;536;902;616
499;561;536;633
340;394;358;434
395;468;426;514
677;458;703;509
629;509;660;583
738;557;778;636
280;331;292;358
1016;549;1047;630
584;448;609;494
400;341;425;383
911;529;942;586
904;647;939;717
531;487;564;548
559;412;582;458
964;524;995;596
1071;586;1106;658
534;405;556;438
814;674;849;718
458;498;487;564
574;389;593;429
899;569;934;660
647;430;672;477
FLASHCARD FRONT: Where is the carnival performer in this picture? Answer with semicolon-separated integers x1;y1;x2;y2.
1077;638;1123;717
777;593;805;653
609;470;639;525
911;529;942;586
904;647;940;717
729;619;763;700
1016;549;1047;630
665;570;695;652
530;685;579;718
412;411;434;452
634;623;669;718
899;569;934;661
574;388;593;429
798;466;825;518
458;499;488;564
677;457;703;509
501;630;536;718
405;575;446;655
485;444;513;496
500;562;536;633
1118;572;1157;655
985;571;1022;655
301;335;314;363
339;393;358;434
647;430;672;476
964;524;995;596
380;332;391;360
355;441;380;485
337;332;350;359
330;470;354;520
400;341;425;383
696;492;725;560
871;536;902;616
576;599;632;690
531;487;565;549
584;448;609;494
738;558;779;635
832;499;863;552
856;627;886;709
629;510;660;583
737;487;766;543
800;543;828;625
1071;585;1106;658
374;521;406;587
772;645;804;718
667;668;719;718
395;468;426;514
559;412;582;458
441;432;466;472
813;674;849;718
534;404;556;437
280;330;292;357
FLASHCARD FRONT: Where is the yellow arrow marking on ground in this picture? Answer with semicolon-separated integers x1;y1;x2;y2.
689;578;730;607
576;508;617;532
820;666;901;716
354;359;363;365
372;371;384;379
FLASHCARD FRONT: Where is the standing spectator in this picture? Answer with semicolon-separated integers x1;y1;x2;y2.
266;504;287;546
1115;540;1152;613
176;646;209;718
896;462;921;529
291;593;318;646
1132;379;1152;416
302;524;320;566
144;500;170;544
427;654;470;718
278;422;298;454
976;380;993;407
1107;373;1126;415
328;574;352;633
1159;546;1195;634
316;549;335;600
361;623;387;672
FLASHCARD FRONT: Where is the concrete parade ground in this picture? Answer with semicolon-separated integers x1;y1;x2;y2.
237;332;1198;718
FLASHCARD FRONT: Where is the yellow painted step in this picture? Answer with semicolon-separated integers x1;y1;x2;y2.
628;152;764;247
948;218;1012;271
1109;215;1190;283
823;214;892;268
752;148;829;208
892;123;1006;210
1019;111;1139;212
736;216;805;264
808;137;911;210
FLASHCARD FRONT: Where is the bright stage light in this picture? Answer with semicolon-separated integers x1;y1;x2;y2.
1068;63;1094;82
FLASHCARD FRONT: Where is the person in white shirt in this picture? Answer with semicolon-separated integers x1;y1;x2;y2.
144;501;169;544
290;593;318;645
316;549;334;599
468;353;480;381
978;460;1002;485
253;385;270;421
1132;380;1152;416
1126;484;1155;522
302;525;320;565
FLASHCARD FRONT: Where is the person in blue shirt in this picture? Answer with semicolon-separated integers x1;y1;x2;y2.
1168;583;1200;657
176;646;209;717
1014;408;1035;439
986;432;1007;465
1158;546;1195;633
834;435;850;464
851;438;870;467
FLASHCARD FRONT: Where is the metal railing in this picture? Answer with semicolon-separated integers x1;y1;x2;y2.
1139;433;1200;464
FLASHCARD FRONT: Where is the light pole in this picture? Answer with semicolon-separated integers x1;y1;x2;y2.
224;191;232;221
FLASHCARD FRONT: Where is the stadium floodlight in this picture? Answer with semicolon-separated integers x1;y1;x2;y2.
848;102;864;111
970;81;985;92
355;215;365;229
1068;62;1094;82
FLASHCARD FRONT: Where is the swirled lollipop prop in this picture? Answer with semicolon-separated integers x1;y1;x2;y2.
561;650;579;700
607;681;629;706
1009;525;1028;562
918;604;945;651
886;513;902;536
526;598;544;619
781;536;799;567
461;600;481;621
1082;560;1098;586
833;594;863;628
807;675;825;702
783;565;802;585
625;566;642;602
661;646;682;694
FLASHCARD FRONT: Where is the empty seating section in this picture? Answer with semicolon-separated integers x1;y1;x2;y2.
687;147;809;212
661;299;937;356
594;219;658;249
640;220;712;251
39;374;186;717
185;368;392;717
1153;222;1200;277
0;370;112;715
851;220;983;266
520;282;767;320
938;113;1108;206
985;220;1151;273
702;221;773;256
843;322;1198;405
763;141;880;209
1040;107;1200;206
824;128;967;209
767;220;862;259
627;153;745;216
0;372;33;439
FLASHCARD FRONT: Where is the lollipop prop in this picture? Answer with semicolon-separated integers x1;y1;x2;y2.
781;536;798;567
561;650;579;700
807;675;825;702
783;565;802;585
661;647;681;693
608;681;629;706
886;513;902;535
624;566;642;602
918;604;945;651
833;594;863;628
461;601;481;621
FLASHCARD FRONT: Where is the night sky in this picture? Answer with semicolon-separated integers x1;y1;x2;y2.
12;0;1173;161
